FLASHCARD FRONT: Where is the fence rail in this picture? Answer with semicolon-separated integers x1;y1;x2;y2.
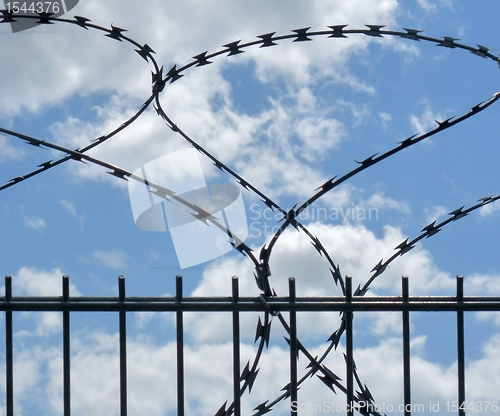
2;274;499;416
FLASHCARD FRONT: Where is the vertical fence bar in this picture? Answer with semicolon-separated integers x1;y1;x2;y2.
289;278;298;416
345;276;354;416
457;275;465;416
118;276;127;416
402;276;411;416
232;277;241;416
62;275;71;416
176;275;184;416
5;276;13;416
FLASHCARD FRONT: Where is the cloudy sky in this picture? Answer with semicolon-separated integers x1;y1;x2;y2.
1;0;500;415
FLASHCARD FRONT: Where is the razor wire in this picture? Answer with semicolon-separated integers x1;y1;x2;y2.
1;12;500;415
130;22;500;415
4;106;500;415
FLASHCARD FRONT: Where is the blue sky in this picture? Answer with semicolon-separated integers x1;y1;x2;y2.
1;1;500;415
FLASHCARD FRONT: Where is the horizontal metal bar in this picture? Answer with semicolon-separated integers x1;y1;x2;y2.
0;298;499;312
2;295;499;303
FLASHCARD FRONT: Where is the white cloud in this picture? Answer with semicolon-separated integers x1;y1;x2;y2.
60;199;77;216
480;199;500;217
196;222;457;300
365;192;411;215
417;0;456;12
93;249;128;269
464;273;500;326
368;312;402;335
11;327;500;416
8;347;57;414
336;99;372;124
465;273;500;296
409;108;433;135
424;205;449;224
0;134;24;161
417;0;437;12
13;266;81;297
379;111;392;127
467;334;500;401
61;199;85;229
0;0;403;119
1;0;415;209
9;267;81;339
23;215;46;230
186;220;463;344
409;105;450;136
49;74;348;202
16;312;63;338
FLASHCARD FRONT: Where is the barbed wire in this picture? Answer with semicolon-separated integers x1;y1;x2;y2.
1;12;499;415
149;23;500;414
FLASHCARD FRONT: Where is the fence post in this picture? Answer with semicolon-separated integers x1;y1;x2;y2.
232;277;241;416
345;276;354;416
402;276;411;416
118;276;127;416
457;275;465;416
176;275;184;416
289;278;298;416
5;275;13;416
62;275;71;416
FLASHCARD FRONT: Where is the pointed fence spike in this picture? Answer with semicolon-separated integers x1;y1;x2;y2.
193;51;212;66
105;24;127;41
364;25;385;37
328;24;348;38
74;16;90;29
257;32;277;47
437;36;459;48
254;400;272;415
166;64;183;83
292;27;312;42
223;40;244;56
214;401;227;416
36;12;55;25
247;368;260;392
135;43;155;61
401;27;423;40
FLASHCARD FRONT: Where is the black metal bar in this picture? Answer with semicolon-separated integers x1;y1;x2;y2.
402;276;411;416
289;278;298;416
62;275;71;416
5;276;13;416
345;276;354;416
457;275;465;416
232;277;241;416
2;294;500;304
0;272;499;416
176;275;184;416
118;276;127;416
0;296;500;312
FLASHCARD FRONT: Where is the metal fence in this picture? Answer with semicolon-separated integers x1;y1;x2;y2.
2;274;499;416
